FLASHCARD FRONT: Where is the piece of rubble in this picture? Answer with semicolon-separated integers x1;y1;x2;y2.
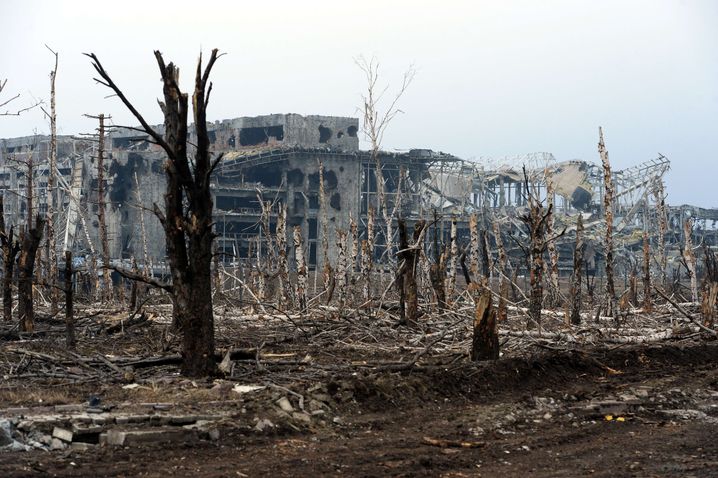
254;418;275;432
0;420;13;447
276;397;294;413
104;429;198;446
233;384;264;394
71;442;95;451
292;412;311;424
52;427;73;443
50;438;66;450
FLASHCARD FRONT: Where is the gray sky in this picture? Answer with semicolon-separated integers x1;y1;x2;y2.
2;0;717;206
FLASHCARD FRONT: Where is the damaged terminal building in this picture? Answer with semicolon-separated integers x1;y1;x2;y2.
1;113;717;282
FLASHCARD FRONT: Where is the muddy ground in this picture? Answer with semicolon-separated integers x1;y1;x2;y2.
0;306;716;477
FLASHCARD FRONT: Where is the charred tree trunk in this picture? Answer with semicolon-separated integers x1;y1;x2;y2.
87;49;222;377
47;49;59;315
598;127;617;320
361;206;375;302
683;218;698;303
544;171;561;307
276;203;291;307
335;229;348;307
64;250;75;348
0;196;20;322
95;114;113;302
570;215;585;325
642;232;652;312
445;215;457;300
652;180;668;288
470;284;499;361
702;245;718;327
430;212;447;307
293;225;307;310
397;219;424;325
492;220;509;322
469;213;480;280
18;215;44;332
520;167;551;329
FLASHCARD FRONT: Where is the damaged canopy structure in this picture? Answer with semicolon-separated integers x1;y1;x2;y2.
0;113;715;280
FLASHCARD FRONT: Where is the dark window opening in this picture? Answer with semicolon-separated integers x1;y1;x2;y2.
112;136;148;149
245;165;283;187
216;196;260;211
309;194;319;209
337;131;344;138
293;192;305;214
324;170;338;189
330;192;341;210
287;169;304;187
208;130;217;144
318;125;332;143
239;125;284;146
228;134;236;148
347;125;358;137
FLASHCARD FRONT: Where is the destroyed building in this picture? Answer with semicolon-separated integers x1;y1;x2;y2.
1;113;717;280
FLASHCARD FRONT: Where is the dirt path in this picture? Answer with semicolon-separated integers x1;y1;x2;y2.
1;342;716;477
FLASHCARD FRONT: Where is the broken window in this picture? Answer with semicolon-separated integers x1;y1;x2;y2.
287;169;304;187
318;125;332;143
330;192;341;210
239;126;284;146
347;125;358;137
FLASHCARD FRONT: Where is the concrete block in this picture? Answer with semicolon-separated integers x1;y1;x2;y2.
52;427;73;443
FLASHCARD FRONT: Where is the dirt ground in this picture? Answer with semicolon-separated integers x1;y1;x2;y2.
0;306;717;477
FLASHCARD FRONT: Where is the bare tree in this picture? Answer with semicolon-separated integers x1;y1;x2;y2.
86;49;223;376
85;114;114;301
397;218;426;325
40;46;60;315
356;56;415;265
683;218;698;303
519;167;564;328
0;79;42;116
0;195;20;322
569;215;585;325
9;149;46;333
642;231;652;312
598;127;617;320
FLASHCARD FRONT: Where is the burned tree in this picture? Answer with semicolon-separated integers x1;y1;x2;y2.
642;231;652;312
14;151;45;333
570;215;585;325
598;127;617;320
519;167;563;329
429;212;447;308
683;218;698;303
492;220;509;322
470;284;499;361
397;218;425;325
356;56;415;266
87;113;114;301
87;49;223;376
544;170;561;307
0;195;20;322
64;250;75;348
652;179;668;287
18;214;44;333
44;47;59;315
702;245;718;327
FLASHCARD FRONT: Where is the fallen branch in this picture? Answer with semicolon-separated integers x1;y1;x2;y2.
422;436;486;448
654;286;717;336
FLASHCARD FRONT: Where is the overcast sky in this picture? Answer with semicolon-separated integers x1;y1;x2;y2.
1;0;716;206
